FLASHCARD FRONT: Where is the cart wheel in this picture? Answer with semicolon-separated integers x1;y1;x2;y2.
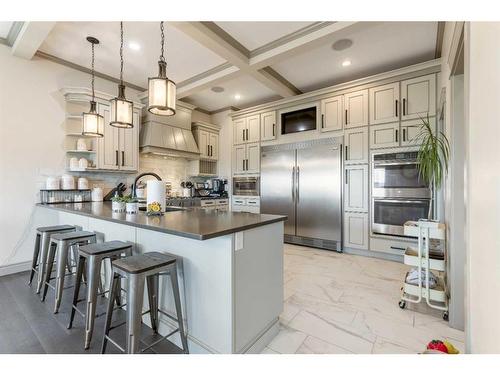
398;300;406;309
443;312;449;321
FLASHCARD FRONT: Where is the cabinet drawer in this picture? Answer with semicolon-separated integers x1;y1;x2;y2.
216;199;229;205
232;198;247;205
246;199;260;207
370;236;416;255
200;200;216;207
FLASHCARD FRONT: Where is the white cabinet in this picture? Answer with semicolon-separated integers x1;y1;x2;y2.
369;82;400;125
234;115;260;144
320;95;343;132
400;117;436;147
344;89;368;128
209;133;218;159
344;127;368;164
369;122;400;149
344;164;368;212
197;130;210;158
193;123;219;160
261;111;277;141
98;103;139;171
232;197;260;213
344;212;369;250
400;74;436;121
233;143;260;175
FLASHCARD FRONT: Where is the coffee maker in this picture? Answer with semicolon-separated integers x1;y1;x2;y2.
211;178;228;197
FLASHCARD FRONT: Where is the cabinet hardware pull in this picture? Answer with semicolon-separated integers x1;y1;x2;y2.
115;150;118;166
345;109;348;124
395;129;399;142
390;246;406;251
121;151;125;166
403;98;406;116
246;129;249;141
321;114;324;128
403;128;406;142
246;159;249;171
395;100;398;117
243;159;245;171
345;169;348;184
211;145;213;156
272;123;275;136
345;145;348;160
242;129;245;142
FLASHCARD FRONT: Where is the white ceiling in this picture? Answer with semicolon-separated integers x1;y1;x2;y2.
271;22;438;92
215;22;315;51
0;22;13;38
39;22;226;88
184;75;280;111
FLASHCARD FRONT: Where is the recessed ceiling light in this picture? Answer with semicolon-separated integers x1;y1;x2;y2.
211;86;225;93
234;94;241;100
128;41;141;51
332;39;353;51
342;60;352;67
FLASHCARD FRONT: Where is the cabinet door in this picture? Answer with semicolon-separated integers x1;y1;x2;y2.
321;95;343;132
197;130;209;158
98;104;120;170
401;74;436;120
246;114;260;143
233;145;246;174
233;118;246;145
369;122;400;149
246;143;260;174
344;212;369;250
119;110;139;171
344;165;368;212
345;127;368;164
369;82;400;125
209;132;218;160
344;89;368;128
401;117;435;147
261;111;276;141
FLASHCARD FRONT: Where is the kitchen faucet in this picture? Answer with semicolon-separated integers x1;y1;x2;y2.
131;172;162;199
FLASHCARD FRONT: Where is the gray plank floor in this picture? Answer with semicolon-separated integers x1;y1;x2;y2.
0;271;183;354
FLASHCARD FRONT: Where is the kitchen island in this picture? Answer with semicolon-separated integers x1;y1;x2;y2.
37;202;286;354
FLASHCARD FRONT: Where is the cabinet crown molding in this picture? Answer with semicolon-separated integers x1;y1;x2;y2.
60;87;144;109
192;121;221;133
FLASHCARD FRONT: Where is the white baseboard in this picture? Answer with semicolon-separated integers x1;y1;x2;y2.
0;260;31;277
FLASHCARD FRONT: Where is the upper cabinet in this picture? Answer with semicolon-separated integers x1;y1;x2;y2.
261;111;277;141
369;82;400;125
345;127;369;164
233;118;247;145
400;117;436;147
193;122;220;161
400;74;436;121
344;89;368;128
232;143;260;175
234;114;260;144
320;95;343;132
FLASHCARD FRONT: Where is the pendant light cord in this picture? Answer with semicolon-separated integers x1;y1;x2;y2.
91;41;95;101
120;21;124;86
160;21;166;63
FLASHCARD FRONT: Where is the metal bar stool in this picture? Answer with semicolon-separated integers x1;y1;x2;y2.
101;252;189;354
28;225;77;294
41;231;97;313
68;240;133;349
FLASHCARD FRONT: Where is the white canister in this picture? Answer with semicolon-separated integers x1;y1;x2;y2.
46;176;60;190
77;177;89;190
69;157;79;170
91;187;103;202
79;158;89;169
76;138;88;151
146;180;166;213
61;174;75;190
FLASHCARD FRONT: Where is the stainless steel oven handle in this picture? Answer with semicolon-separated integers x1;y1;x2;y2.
373;198;430;204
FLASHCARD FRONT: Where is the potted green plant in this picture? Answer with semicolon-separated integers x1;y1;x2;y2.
111;195;126;213
123;195;138;214
415;114;450;219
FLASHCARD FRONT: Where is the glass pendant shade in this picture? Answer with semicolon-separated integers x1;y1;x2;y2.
82;101;104;137
110;85;133;128
148;60;176;116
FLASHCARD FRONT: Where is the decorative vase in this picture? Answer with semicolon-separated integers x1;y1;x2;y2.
126;202;138;214
112;201;125;213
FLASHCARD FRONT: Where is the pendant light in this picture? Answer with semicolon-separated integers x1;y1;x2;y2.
148;21;176;116
82;36;104;137
110;22;133;128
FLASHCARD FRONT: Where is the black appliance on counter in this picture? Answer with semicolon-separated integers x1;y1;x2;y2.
210;178;228;197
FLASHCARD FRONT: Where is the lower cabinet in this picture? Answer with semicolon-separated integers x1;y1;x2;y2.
343;212;369;250
232;197;260;213
344;165;368;212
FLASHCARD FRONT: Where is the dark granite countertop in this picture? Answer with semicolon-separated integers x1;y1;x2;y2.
37;202;286;241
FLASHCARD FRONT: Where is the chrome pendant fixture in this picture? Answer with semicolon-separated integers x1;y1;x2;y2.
148;21;176;116
82;36;104;137
110;22;133;128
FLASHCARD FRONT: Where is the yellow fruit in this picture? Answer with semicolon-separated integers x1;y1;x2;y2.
443;341;459;354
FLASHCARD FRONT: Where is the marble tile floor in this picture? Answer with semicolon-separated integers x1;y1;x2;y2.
262;244;465;354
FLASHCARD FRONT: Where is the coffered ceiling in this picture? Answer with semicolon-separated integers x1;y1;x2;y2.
2;21;441;113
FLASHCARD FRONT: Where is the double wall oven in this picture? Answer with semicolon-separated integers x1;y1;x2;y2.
371;150;431;237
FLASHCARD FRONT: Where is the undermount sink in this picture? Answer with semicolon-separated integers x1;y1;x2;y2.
138;207;184;212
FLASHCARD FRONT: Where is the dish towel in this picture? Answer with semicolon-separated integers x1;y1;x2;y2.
406;268;438;288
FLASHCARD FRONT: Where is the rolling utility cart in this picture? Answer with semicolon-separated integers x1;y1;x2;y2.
399;220;449;321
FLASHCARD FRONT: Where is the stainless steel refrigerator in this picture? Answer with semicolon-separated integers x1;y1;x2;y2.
260;137;343;252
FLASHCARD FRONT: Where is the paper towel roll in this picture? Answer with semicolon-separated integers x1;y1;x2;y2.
146;180;166;213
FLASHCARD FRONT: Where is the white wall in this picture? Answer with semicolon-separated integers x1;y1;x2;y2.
212;110;234;194
464;22;500;353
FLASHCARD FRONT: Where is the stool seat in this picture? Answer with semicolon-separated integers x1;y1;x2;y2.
112;252;176;274
51;231;95;241
37;225;76;233
79;240;131;255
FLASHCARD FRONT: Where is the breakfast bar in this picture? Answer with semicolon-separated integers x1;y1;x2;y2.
37;202;286;354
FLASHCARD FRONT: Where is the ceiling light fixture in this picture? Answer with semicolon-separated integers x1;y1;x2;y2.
332;39;353;51
148;21;176;116
110;21;134;129
234;94;241;100
128;41;141;51
82;36;104;138
342;60;352;67
211;86;225;93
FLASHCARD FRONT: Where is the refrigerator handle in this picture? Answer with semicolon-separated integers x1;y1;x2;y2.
296;166;300;203
292;166;296;202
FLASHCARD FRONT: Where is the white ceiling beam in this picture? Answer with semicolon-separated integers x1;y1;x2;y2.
11;22;55;59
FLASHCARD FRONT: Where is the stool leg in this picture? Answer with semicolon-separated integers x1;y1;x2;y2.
170;266;189;354
41;242;57;302
146;274;159;333
28;233;41;286
36;234;52;294
68;255;86;329
101;272;119;354
84;255;102;349
54;242;70;313
126;274;145;354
